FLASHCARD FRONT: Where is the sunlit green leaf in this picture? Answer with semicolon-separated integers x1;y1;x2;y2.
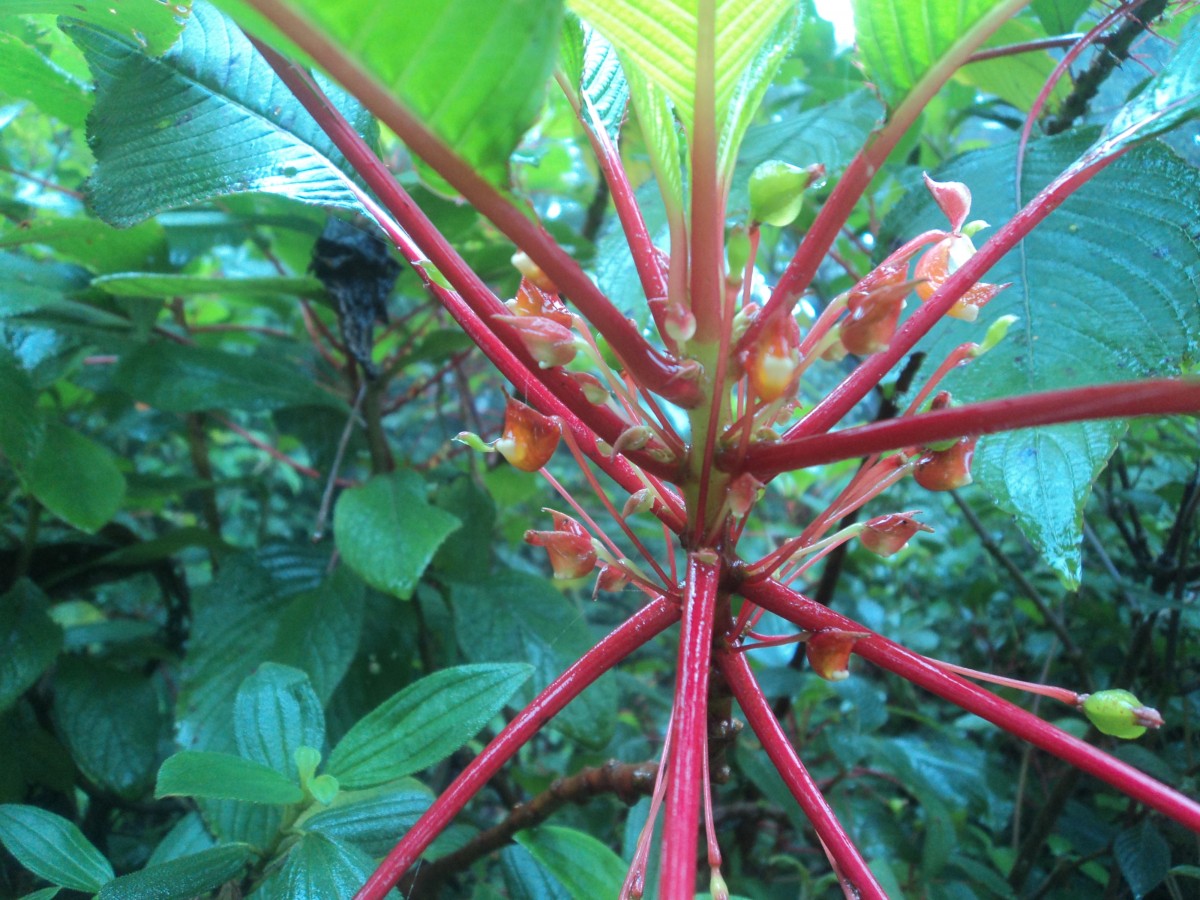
2;0;189;55
156;750;304;804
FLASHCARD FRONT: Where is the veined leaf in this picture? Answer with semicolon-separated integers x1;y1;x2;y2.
24;423;126;533
64;0;377;227
156;750;305;804
220;0;563;191
300;779;431;857
94;273;323;299
852;0;1022;108
570;0;795;129
885;132;1200;586
233;664;325;781
96;844;253;900
3;0;189;55
0;581;61;713
514;826;625;900
561;16;629;145
0;29;90;126
0;804;113;893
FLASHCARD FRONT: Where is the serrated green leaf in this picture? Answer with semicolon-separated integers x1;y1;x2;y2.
0;581;61;713
96;843;253;900
0;804;113;893
94;273;323;299
258;832;389;900
514;826;625;900
453;572;617;748
4;0;189;55
0;30;90;127
956;18;1069;112
51;657;164;799
326;663;532;789
570;0;794;129
502;843;573;900
1115;820;1171;898
884;132;1200;586
852;0;1018;107
113;342;344;413
333;470;461;600
300;779;431;857
156;751;304;804
0;216;167;274
566;20;629;144
64;1;376;228
24;422;126;533
221;0;563;192
234;664;325;781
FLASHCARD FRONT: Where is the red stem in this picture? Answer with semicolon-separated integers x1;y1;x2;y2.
742;579;1200;834
783;146;1129;442
718;650;886;899
356;597;682;899
660;555;721;898
738;379;1200;480
241;0;702;409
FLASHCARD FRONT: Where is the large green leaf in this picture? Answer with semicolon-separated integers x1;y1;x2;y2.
1115;820;1171;898
852;0;1019;107
234;664;325;781
0;804;113;893
333;470;461;600
884;133;1200;585
0;216;167;274
326;663;532;789
1;0;189;55
64;1;377;227
452;571;618;749
300;779;431;857
255;832;390;900
222;0;563;191
559;16;628;144
514;826;625;900
51;657;165;799
156;750;305;804
96;844;253;900
0;28;90;126
113;342;344;413
24;422;126;533
0;581;61;713
93;273;322;299
570;0;795;129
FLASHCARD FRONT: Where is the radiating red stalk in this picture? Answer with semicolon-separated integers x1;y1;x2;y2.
659;555;721;898
784;145;1127;442
718;650;886;899
743;579;1200;834
356;597;681;900
739;379;1200;480
241;0;702;409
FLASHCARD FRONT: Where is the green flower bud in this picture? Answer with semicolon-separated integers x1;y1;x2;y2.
1082;689;1163;739
749;161;823;227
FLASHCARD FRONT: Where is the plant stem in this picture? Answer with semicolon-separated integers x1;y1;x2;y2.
739;379;1200;479
718;650;886;899
743;579;1200;834
356;596;681;900
660;554;720;898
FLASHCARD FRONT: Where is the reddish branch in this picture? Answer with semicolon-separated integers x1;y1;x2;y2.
354;596;681;900
738;379;1200;480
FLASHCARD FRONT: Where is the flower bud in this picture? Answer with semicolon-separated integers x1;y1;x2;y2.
726;226;752;282
495;397;560;471
913;234;1009;322
1081;689;1164;739
913;436;977;491
512;251;558;294
860;511;933;557
728;473;764;519
594;562;630;596
749;160;824;227
622;489;655;518
743;312;801;403
839;265;911;356
612;425;654;455
493;314;578;368
806;629;870;681
923;174;972;232
570;371;610;405
664;300;697;344
524;511;597;580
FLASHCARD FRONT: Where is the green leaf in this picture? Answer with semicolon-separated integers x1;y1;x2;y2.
257;832;390;900
333;470;461;600
0;804;113;893
852;0;1016;107
0;251;92;320
570;0;796;129
234;664;325;781
884;133;1200;586
0;354;42;469
453;572;618;748
1097;16;1200;156
96;843;253;900
3;0;189;55
223;0;563;192
24;422;126;533
146;813;214;866
113;342;344;413
0;216;167;274
956;18;1069;112
326;663;532;789
93;273;323;299
514;826;625;900
1115;820;1171;898
0;30;90;127
17;889;61;900
156;751;305;804
64;1;377;228
501;843;573;900
51;657;165;799
1030;0;1090;33
562;18;629;145
300;779;432;857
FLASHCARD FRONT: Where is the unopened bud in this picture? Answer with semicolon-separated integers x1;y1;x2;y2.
494;314;578;368
512;251;558;293
860;511;932;557
970;314;1019;358
806;629;870;681
923;174;972;233
664;301;697;344
743;312;801;403
569;371;610;405
524;512;598;580
728;473;764;519
1081;689;1164;739
914;436;977;491
495;398;560;472
622;489;655;518
750;161;824;227
612;425;654;456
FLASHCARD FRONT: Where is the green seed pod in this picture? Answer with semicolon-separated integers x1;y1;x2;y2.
1082;689;1150;739
749;160;821;227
